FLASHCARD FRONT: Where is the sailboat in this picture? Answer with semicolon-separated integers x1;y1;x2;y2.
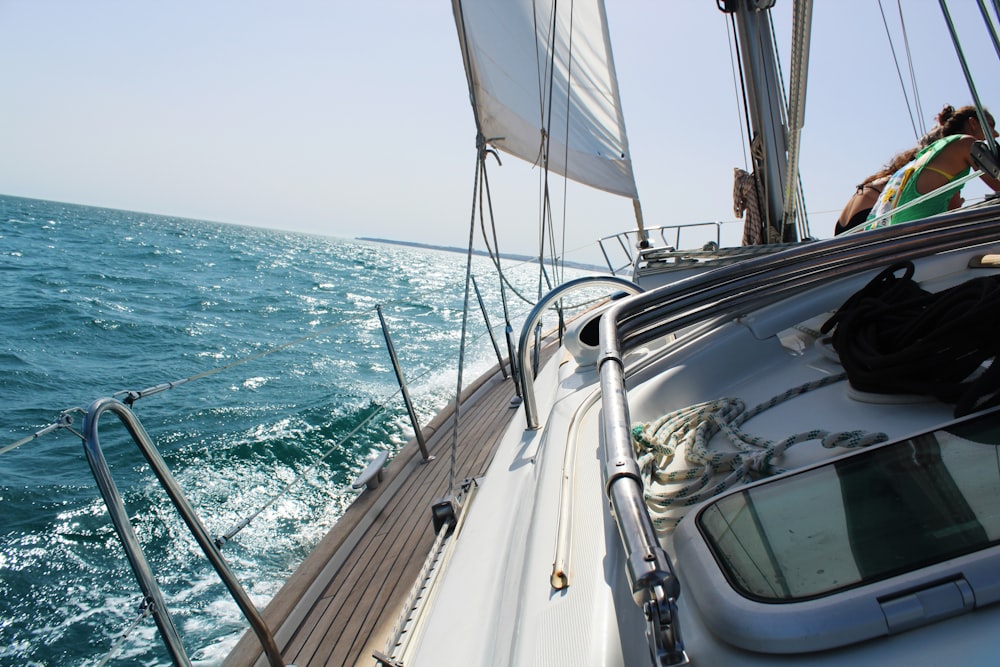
227;1;1000;665
16;0;1000;665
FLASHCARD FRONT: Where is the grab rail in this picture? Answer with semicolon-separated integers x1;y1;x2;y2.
597;205;1000;666
82;397;286;667
517;275;642;429
597;222;724;275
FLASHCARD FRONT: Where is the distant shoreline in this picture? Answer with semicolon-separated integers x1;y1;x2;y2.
357;237;604;273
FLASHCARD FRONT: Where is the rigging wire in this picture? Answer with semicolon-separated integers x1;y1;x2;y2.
897;0;926;136
726;13;751;172
979;0;1000;61
447;149;484;496
557;0;575;292
454;0;537;435
474;156;531;406
938;0;1000;158
536;0;567;338
877;0;921;142
475;153;538;307
793;6;813;240
534;0;564;300
540;11;556;300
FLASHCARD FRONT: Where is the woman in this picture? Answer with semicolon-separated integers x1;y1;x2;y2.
834;148;917;235
866;105;1000;226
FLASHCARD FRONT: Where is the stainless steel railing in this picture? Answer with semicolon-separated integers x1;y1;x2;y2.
82;397;287;667
516;275;642;429
597;222;724;275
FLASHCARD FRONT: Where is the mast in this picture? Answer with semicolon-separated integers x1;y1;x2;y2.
722;0;798;242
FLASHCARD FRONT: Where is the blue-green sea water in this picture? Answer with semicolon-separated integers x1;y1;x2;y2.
0;194;585;666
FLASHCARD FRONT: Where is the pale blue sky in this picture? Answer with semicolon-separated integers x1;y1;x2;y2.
2;1;996;264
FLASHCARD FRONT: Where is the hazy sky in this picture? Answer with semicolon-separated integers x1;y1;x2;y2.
2;2;997;265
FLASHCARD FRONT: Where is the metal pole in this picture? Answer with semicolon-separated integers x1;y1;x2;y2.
976;0;1000;75
83;398;286;667
940;0;999;156
729;0;793;241
376;305;431;461
598;239;617;274
505;323;523;405
82;407;190;667
471;275;508;379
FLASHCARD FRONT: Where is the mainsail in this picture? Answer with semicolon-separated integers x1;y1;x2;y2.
452;0;638;200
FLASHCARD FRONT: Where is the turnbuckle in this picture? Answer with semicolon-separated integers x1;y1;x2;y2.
644;583;688;666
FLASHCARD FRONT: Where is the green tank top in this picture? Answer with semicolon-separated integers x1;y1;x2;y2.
863;135;970;228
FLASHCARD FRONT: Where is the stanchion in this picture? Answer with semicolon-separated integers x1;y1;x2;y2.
376;305;431;461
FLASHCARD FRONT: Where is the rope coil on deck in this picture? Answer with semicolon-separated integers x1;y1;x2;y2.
821;260;1000;417
631;374;888;530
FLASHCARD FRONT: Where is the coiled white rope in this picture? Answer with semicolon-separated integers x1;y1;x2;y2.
631;373;888;531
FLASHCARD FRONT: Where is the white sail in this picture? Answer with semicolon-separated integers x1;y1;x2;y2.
452;0;638;199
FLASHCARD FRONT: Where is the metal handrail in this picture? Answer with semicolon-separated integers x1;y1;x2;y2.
597;222;725;275
517;275;642;429
597;205;1000;665
82;397;286;666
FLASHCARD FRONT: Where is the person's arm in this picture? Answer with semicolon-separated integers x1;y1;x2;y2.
917;136;1000;195
958;136;1000;191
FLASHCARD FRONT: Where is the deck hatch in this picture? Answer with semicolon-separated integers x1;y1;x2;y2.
673;406;1000;653
696;407;1000;602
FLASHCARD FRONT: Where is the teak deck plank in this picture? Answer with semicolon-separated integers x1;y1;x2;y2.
225;344;552;667
300;372;518;665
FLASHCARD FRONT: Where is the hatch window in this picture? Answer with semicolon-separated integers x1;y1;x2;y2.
697;408;1000;601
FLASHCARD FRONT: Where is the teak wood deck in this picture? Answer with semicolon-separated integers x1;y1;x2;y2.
225;346;553;667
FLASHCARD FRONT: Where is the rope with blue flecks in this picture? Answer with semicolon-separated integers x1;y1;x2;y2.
631;373;888;531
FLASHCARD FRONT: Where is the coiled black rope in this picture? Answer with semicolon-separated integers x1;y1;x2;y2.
821;261;1000;417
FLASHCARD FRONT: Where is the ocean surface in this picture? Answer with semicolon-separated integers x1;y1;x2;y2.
0;195;591;666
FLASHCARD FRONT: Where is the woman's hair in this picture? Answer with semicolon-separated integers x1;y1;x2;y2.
859;147;919;186
921;104;995;145
858;104;994;188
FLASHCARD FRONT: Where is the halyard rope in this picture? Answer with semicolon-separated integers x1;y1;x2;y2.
631;373;888;530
